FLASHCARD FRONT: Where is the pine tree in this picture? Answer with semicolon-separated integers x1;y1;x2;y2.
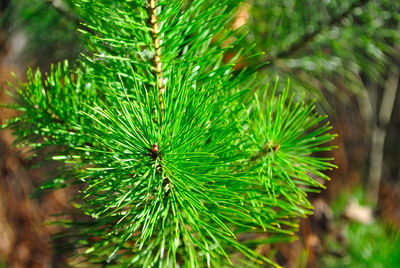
1;0;336;267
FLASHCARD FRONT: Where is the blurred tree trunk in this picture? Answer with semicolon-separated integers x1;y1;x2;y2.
367;66;400;205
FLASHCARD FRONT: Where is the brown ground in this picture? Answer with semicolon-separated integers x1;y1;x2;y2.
0;31;73;268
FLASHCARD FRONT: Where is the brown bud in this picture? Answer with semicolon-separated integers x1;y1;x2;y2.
151;143;159;153
273;144;281;152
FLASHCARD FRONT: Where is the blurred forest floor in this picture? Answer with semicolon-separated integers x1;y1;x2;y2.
0;31;73;267
1;1;400;267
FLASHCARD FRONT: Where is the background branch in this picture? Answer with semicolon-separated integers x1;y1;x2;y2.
44;0;91;33
266;0;369;64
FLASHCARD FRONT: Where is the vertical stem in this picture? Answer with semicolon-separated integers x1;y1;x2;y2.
149;0;165;122
148;1;171;191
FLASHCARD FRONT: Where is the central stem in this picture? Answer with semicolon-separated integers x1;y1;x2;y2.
149;0;165;122
148;1;170;192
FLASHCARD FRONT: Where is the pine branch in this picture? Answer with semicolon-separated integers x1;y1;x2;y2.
265;0;370;63
1;1;336;266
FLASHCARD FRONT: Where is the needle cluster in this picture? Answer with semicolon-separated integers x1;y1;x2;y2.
1;0;336;267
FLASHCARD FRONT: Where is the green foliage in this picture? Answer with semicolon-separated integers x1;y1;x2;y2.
335;222;400;267
1;0;335;266
243;0;400;100
322;189;400;267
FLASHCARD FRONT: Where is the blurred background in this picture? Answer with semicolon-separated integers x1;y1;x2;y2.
0;0;399;267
